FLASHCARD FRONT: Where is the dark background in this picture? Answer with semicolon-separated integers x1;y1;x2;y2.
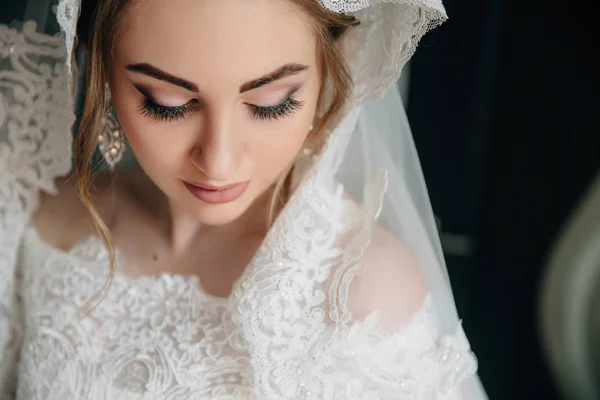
2;0;599;399
408;0;599;399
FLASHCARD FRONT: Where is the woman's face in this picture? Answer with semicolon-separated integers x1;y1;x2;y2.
111;0;321;225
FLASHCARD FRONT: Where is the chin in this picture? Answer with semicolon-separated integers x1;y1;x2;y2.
178;188;260;226
193;204;251;226
167;182;269;226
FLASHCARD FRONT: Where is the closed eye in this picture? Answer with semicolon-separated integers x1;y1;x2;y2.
245;86;304;121
247;97;304;121
138;97;198;122
136;86;304;123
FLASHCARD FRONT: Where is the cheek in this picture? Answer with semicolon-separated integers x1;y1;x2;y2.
109;77;195;178
124;118;187;170
250;124;309;184
250;80;320;183
125;119;191;163
112;97;197;175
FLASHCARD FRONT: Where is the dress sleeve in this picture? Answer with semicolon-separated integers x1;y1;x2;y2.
237;207;483;400
0;21;75;398
316;224;480;400
322;296;478;400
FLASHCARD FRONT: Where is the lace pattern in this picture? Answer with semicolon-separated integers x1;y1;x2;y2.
0;3;478;398
313;1;448;104
319;0;445;14
0;21;73;218
56;0;81;77
228;123;477;398
17;227;253;399
0;20;74;399
12;220;475;399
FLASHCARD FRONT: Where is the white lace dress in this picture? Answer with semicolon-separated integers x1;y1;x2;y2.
0;19;477;400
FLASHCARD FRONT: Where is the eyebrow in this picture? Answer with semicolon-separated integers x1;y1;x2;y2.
125;63;309;94
126;63;198;92
239;64;308;93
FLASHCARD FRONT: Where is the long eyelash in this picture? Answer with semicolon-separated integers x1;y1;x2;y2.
250;97;304;121
138;98;196;123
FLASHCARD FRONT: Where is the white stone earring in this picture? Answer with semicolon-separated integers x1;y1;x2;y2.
303;124;315;155
99;86;125;170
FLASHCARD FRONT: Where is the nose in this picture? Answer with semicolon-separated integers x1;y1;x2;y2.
190;113;241;182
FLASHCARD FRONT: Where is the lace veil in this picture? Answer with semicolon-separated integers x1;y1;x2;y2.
0;0;487;398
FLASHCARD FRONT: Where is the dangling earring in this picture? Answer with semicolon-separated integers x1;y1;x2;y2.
99;85;125;170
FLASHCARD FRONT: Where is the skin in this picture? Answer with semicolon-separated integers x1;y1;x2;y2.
111;0;321;229
33;0;428;328
34;0;322;298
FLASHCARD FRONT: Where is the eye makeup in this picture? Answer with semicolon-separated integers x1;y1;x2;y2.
135;85;305;123
138;97;198;123
134;85;198;123
245;86;304;121
247;96;304;121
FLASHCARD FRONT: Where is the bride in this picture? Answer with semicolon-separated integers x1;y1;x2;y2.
0;0;488;398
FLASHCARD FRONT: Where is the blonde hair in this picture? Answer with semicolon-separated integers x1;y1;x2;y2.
74;0;359;301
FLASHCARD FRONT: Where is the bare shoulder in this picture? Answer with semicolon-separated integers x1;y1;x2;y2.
31;172;117;250
346;223;429;331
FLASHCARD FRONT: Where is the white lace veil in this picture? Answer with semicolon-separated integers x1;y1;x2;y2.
313;4;487;397
1;0;487;398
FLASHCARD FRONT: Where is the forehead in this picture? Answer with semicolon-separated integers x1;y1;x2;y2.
115;0;317;88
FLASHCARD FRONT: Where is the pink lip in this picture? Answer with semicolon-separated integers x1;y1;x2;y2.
183;180;250;204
